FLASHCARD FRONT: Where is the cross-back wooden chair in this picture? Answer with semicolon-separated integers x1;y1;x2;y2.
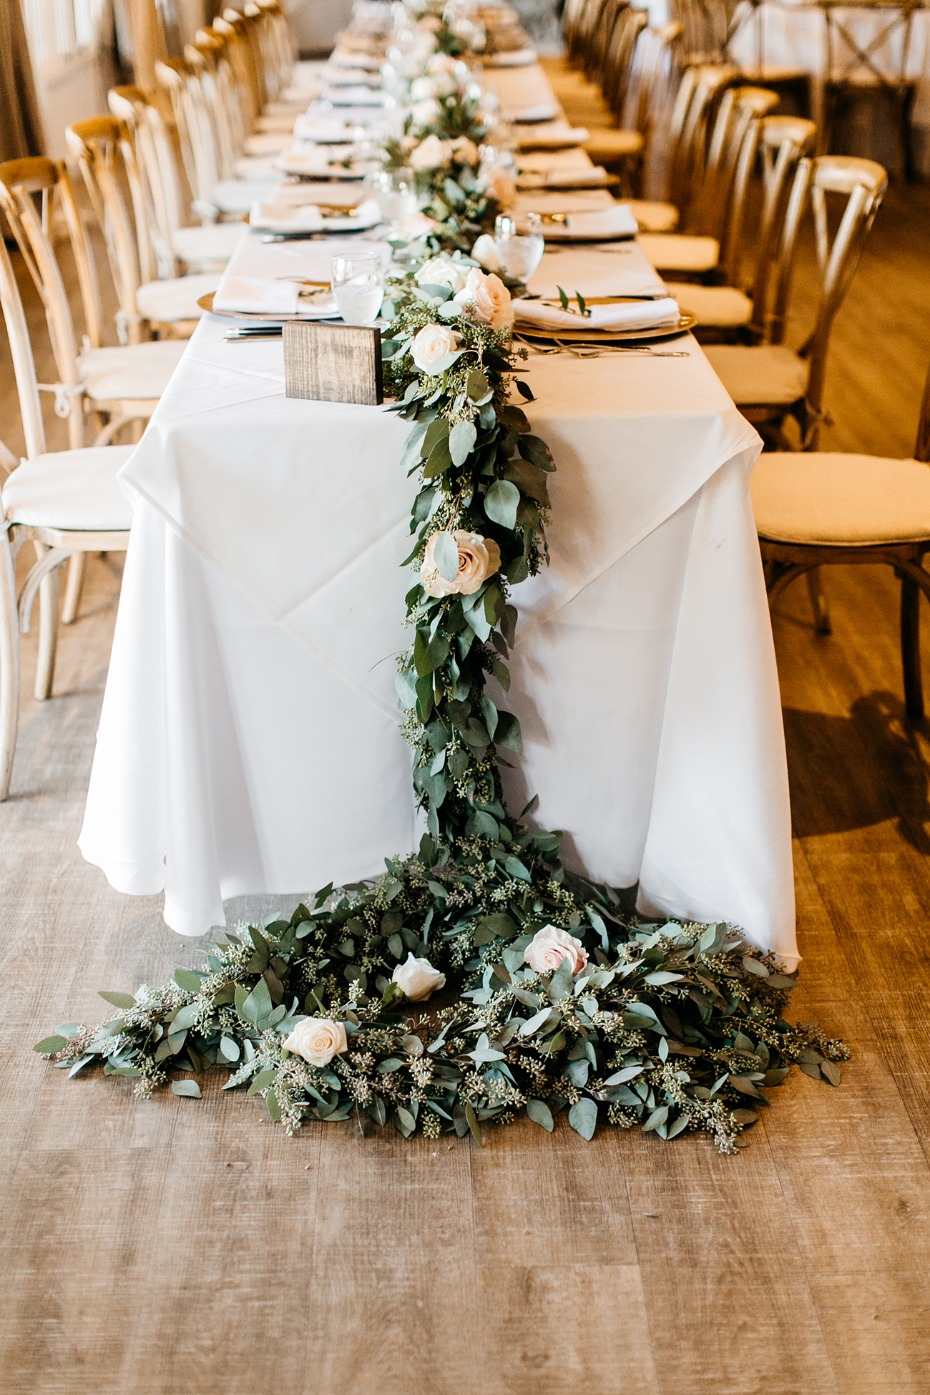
752;365;930;717
638;79;778;278
0;157;185;451
667;114;818;338
0;233;132;794
706;155;887;451
107;87;243;275
820;0;919;179
66;117;217;343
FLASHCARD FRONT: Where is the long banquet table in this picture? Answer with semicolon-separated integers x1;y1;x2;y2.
78;37;799;969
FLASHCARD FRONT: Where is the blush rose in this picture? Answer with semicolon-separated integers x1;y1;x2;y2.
420;529;502;598
523;925;589;975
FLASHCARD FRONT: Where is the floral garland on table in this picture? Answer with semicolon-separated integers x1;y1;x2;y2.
35;15;849;1151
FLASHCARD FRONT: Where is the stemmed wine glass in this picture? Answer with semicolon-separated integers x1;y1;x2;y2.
493;212;545;282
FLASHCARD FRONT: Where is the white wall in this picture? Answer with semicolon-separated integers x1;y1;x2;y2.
286;0;354;55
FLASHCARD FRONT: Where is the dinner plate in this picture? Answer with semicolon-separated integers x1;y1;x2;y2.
514;311;697;344
198;291;341;323
250;210;380;234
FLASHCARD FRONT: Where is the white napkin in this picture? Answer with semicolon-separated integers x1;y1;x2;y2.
518;165;610;189
324;66;381;87
249;202;325;233
275;147;368;179
541;204;638;241
264;180;361;207
514;296;682;332
515;121;590;149
508;102;560;124
329;48;382;70
293;115;354;144
528;246;669;301
213;276;300;315
481;46;536;67
322;85;386;106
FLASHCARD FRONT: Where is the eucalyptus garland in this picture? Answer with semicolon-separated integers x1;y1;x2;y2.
35;11;848;1151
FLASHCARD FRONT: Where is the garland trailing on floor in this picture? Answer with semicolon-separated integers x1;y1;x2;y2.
35;258;847;1151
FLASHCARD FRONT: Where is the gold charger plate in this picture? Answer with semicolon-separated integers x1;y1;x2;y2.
514;310;697;345
198;290;339;323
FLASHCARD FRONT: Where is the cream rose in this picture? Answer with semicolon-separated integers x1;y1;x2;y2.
414;254;470;293
420;529;502;598
391;953;447;1001
453;268;514;330
283;1016;348;1067
482;166;516;209
523;925;589;976
471;233;501;272
411;322;459;374
409;75;438;103
450;136;479;166
409;132;450;169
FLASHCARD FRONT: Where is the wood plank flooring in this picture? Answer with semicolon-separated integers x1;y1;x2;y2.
2;180;930;1395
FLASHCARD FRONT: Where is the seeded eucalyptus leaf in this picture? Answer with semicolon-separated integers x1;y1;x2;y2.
449;419;477;466
568;1098;597;1140
484;478;520;530
171;1080;202;1098
98;991;136;1010
432;531;460;582
527;1098;554;1132
34;1035;68;1054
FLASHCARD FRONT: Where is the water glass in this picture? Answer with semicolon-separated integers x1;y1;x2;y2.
493;212;545;282
331;253;385;325
374;168;419;233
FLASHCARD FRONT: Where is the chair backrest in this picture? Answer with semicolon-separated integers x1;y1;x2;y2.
667;62;740;218
66;117;150;344
914;363;930;463
0;231;49;459
766;154;887;425
108;85;188;277
602;5;649;116
747;115;818;336
155;57;218;211
584;0;627;83
705;84;780;278
0;157;99;447
821;0;918;88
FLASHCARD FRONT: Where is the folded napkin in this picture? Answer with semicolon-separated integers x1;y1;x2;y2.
213;276;300;315
517;164;610;189
329;48;382;70
481;46;536;66
266;181;363;208
293;115;354;144
515;121;590;149
507;102;560;124
541;204;638;241
514;296;682;333
324;65;381;87
528;247;669;301
249;201;324;233
275;147;368;180
322;85;386;107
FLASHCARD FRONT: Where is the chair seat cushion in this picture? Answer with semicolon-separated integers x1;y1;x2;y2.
78;341;186;403
244;129;291;154
583;127;644;160
137;272;218;324
171;222;244;267
4;447;135;532
628;199;679;233
637;232;719;272
252;116;296;136
665;281;752;327
704;343;809;406
752;452;930;545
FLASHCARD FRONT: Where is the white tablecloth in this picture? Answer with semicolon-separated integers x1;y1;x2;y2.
79;217;797;966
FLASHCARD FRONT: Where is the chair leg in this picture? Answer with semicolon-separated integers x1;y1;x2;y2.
33;546;59;703
806;567;832;635
61;552;87;626
900;572;924;718
0;528;21;801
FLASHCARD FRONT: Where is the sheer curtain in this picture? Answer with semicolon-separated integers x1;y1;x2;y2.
0;0;46;159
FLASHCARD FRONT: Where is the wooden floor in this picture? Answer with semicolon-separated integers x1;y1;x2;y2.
3;181;930;1394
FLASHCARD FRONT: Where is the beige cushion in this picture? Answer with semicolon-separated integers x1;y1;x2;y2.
4;447;135;532
665;281;752;327
137;272;218;324
583;127;644;161
752;452;930;546
171;222;243;268
704;344;809;406
78;341;186;403
637;232;719;272
628;199;679;233
252;116;296;136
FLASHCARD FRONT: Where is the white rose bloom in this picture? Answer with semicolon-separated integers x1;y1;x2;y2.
283;1016;349;1067
471;233;501;272
420;529;502;598
392;953;447;1001
409;131;451;169
414;255;470;293
523;925;589;976
409;75;437;103
452;268;514;330
411;322;459;374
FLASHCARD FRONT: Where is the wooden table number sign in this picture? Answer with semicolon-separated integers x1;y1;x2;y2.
283;322;383;406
